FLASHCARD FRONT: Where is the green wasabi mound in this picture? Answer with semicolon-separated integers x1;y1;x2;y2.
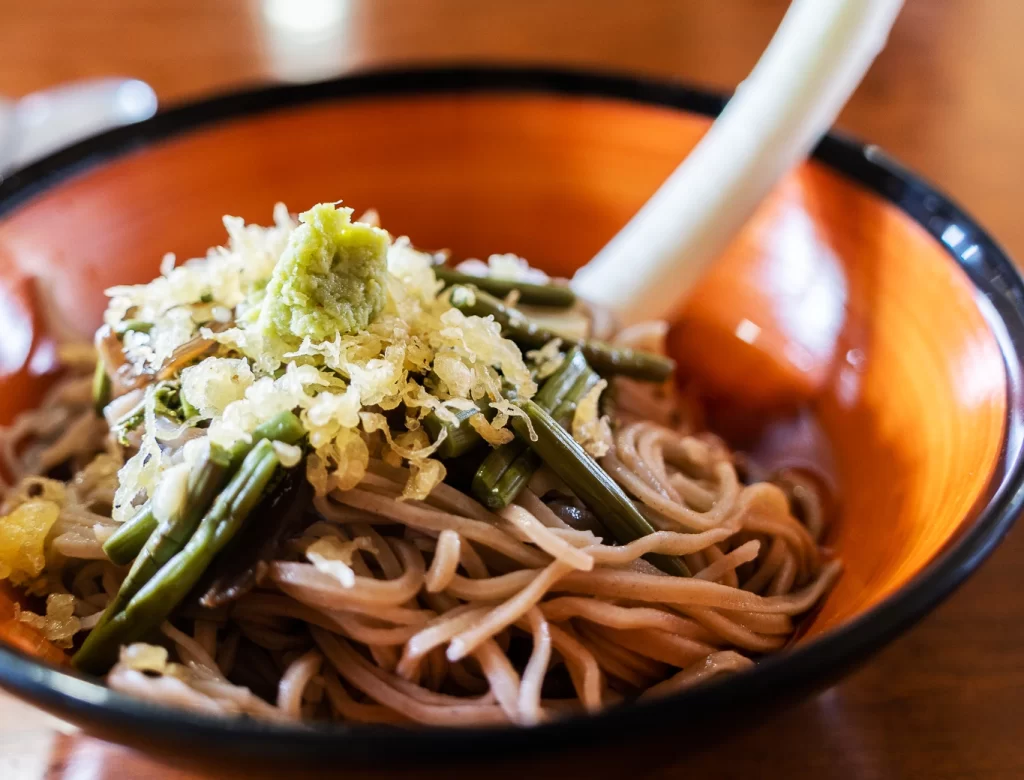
258;203;389;343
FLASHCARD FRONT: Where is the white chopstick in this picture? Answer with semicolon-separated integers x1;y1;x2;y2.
571;0;904;326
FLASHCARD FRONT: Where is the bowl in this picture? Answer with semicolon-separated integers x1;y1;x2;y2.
0;66;1021;772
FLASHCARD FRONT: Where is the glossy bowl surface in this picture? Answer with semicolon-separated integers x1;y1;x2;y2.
0;66;1021;767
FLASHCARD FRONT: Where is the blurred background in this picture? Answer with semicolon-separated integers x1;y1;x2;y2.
1;1;1022;778
1;0;1021;257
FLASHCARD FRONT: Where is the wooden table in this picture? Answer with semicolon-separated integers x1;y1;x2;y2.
1;1;1022;778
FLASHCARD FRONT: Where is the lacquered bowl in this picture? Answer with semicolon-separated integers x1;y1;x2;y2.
0;67;1021;773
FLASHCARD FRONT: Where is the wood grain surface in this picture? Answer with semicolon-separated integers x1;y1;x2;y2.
0;1;1022;779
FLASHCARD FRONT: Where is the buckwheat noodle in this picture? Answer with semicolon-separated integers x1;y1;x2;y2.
0;329;838;728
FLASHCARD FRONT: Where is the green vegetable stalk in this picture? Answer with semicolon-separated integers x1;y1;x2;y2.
471;347;589;508
102;411;305;565
92;359;111;416
75;439;287;674
449;286;675;382
433;266;576;308
512;399;690;577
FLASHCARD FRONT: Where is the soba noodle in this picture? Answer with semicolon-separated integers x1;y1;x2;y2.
0;203;839;728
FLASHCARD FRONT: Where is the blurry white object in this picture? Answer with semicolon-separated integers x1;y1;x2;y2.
0;97;15;174
262;0;348;36
0;78;157;176
259;0;354;82
572;0;904;326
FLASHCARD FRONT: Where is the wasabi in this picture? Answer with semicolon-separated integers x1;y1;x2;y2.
258;203;389;343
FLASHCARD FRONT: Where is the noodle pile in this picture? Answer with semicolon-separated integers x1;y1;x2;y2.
0;205;839;727
0;354;838;726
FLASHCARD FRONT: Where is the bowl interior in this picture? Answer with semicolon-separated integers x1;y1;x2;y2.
0;91;1007;647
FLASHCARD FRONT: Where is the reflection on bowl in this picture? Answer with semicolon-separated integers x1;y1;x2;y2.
0;67;1020;770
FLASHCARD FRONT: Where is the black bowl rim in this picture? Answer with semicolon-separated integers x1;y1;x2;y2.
0;64;1022;762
